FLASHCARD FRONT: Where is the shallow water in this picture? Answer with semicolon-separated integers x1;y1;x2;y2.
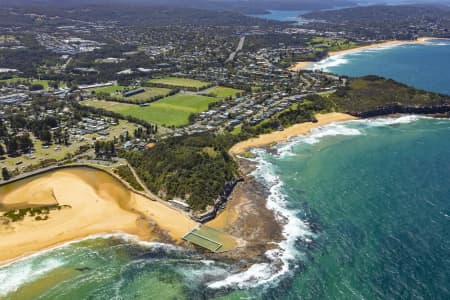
310;39;450;95
2;117;449;299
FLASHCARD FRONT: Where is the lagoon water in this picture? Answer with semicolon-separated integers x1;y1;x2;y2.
311;39;450;95
248;10;307;22
2;41;450;299
2;117;450;299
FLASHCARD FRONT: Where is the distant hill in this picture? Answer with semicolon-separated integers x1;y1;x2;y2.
0;3;278;27
0;0;358;14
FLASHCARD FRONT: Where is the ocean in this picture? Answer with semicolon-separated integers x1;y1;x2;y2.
2;116;449;299
2;41;450;299
311;39;450;95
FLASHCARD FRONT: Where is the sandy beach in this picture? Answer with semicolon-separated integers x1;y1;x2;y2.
0;168;196;266
289;37;439;72
229;112;357;155
288;61;314;72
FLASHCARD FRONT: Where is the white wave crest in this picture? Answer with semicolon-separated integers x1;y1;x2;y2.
428;40;450;46
310;56;349;71
300;123;362;145
0;257;64;297
351;115;420;127
208;154;314;289
1;232;182;269
0;232;182;296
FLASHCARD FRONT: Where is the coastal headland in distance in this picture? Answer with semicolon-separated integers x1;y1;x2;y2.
288;37;447;72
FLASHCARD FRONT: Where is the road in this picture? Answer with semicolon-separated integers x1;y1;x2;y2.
225;36;245;63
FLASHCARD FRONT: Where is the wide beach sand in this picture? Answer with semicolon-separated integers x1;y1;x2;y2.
289;37;437;72
229;112;357;155
0;168;196;266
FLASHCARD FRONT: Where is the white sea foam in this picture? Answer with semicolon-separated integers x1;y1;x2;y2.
0;232;182;296
0;257;64;297
209;120;385;289
208;150;314;289
351;115;421;127
1;232;182;269
210;114;443;289
310;43;411;71
300;123;362;145
428;41;450;46
310;56;349;71
270;123;362;158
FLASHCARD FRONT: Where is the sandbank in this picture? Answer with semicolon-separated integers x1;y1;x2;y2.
229;112;357;155
0;168;196;266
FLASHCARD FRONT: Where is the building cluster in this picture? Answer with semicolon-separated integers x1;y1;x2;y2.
37;33;105;55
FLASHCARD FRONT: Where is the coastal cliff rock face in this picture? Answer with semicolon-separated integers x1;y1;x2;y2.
328;76;450;117
354;104;450;118
207;159;283;262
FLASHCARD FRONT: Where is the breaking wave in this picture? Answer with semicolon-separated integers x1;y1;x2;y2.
208;115;425;289
0;232;183;297
208;152;314;289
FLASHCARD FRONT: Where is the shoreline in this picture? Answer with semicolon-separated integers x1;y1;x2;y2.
289;36;445;72
229;112;357;155
0;167;197;266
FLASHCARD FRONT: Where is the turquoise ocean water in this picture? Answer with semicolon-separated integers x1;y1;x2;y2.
311;39;450;95
2;116;449;299
1;43;450;300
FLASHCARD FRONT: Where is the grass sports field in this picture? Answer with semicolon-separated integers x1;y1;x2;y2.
81;93;219;126
88;85;127;94
148;77;210;89
203;86;243;99
89;86;172;102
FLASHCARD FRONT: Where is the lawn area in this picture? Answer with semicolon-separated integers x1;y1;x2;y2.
203;86;244;99
118;88;172;102
308;36;360;52
81;93;219;126
89;85;127;94
89;86;172;102
32;80;50;90
148;77;210;89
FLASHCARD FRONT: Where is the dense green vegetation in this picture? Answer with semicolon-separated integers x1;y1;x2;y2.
115;165;144;191
116;76;450;211
303;4;450;40
3;205;71;222
329;76;450;114
120;134;237;211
